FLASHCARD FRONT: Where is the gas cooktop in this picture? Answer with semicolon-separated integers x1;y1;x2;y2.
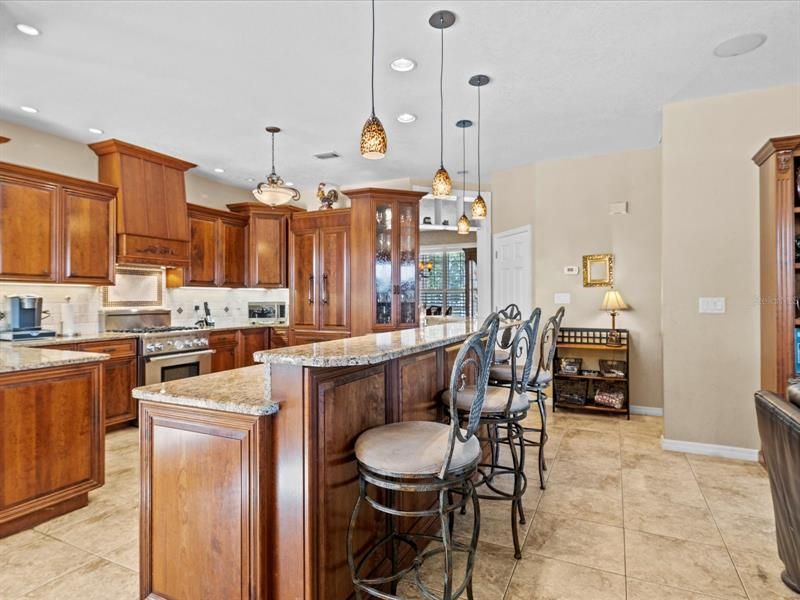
108;326;200;334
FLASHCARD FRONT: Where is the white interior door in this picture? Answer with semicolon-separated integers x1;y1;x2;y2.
493;226;532;315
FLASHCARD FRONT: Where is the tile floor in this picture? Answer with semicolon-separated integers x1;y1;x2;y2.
1;407;797;599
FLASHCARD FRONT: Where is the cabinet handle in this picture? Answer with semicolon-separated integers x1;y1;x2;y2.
393;284;400;295
322;274;329;305
308;276;314;304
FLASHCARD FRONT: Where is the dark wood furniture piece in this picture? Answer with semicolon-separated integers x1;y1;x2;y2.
0;360;105;537
0;162;116;285
552;327;630;419
207;327;272;372
290;209;351;342
269;327;290;349
239;328;270;367
754;135;800;394
227;203;304;288
136;330;484;600
165;204;248;288
89;139;195;268
346;188;425;336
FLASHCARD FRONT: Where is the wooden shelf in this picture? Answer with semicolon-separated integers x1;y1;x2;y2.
558;343;627;351
555;373;627;382
554;400;628;414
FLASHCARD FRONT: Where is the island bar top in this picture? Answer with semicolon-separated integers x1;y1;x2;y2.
0;345;109;374
254;318;489;367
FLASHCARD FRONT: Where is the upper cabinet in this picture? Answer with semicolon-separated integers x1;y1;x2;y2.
0;162;116;285
166;204;248;288
89;139;195;268
227;203;303;288
346;188;424;336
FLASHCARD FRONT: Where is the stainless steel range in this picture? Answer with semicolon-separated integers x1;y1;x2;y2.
102;309;214;385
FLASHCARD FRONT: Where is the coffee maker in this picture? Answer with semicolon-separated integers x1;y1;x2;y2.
0;295;56;341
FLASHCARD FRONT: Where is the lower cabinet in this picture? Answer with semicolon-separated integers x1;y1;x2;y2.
269;328;290;349
239;328;269;367
209;331;238;373
77;338;138;429
291;329;350;346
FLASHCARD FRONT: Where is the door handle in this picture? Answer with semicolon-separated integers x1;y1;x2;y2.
322;274;329;305
308;275;314;304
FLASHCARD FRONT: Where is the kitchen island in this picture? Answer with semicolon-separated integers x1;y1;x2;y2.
132;319;490;600
0;346;109;537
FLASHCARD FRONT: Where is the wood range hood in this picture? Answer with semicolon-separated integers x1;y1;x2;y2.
89;139;195;268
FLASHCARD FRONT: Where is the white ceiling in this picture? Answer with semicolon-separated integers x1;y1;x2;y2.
1;0;798;190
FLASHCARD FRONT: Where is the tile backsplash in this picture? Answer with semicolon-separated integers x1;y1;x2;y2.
0;275;289;334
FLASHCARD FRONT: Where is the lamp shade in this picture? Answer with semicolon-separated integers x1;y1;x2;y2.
600;289;628;311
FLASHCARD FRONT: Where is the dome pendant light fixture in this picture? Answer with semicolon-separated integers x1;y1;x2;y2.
252;127;301;206
470;74;489;220
360;0;387;159
456;119;472;235
429;10;455;198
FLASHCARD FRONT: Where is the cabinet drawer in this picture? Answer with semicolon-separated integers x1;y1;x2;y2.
208;330;238;346
78;338;137;358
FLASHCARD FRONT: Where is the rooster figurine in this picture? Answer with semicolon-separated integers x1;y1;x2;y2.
316;183;339;210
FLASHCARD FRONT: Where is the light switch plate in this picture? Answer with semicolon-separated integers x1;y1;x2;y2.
564;266;579;275
699;297;726;314
554;292;571;305
609;201;628;215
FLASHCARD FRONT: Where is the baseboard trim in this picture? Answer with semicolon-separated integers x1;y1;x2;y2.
661;438;759;462
630;405;663;416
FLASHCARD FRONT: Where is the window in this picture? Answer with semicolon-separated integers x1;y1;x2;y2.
420;248;477;317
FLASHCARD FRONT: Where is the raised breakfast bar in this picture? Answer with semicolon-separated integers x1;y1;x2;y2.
132;319;491;600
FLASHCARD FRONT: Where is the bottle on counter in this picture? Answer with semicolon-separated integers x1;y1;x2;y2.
419;302;427;327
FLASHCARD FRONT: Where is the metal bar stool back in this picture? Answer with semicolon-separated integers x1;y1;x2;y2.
493;303;522;364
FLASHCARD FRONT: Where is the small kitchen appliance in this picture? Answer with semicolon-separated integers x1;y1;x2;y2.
0;295;56;341
248;301;287;324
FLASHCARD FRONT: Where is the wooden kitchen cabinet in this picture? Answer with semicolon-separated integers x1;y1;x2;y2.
209;331;238;373
227;203;303;288
290;210;351;339
269;328;290;349
90;139;195;268
347;188;424;336
167;204;248;288
0;162;116;285
238;327;269;367
77;338;138;429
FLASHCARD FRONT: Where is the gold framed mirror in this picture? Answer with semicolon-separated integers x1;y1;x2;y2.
582;254;614;287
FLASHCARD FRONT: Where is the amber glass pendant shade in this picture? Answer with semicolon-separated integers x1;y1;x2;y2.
471;194;487;219
456;213;471;234
432;167;452;198
360;114;387;159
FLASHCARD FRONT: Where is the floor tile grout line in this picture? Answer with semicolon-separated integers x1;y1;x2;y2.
624;574;741;600
617;421;628;600
686;455;753;600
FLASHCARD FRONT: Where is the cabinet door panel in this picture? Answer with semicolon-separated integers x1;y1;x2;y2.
373;201;393;328
162;166;190;242
211;344;237;373
142;160;168;239
221;221;247;288
251;215;286;287
239;329;268;367
0;175;58;282
291;232;318;329
187;215;218;286
61;187;114;284
269;328;290;349
396;201;419;327
319;227;349;330
103;357;138;427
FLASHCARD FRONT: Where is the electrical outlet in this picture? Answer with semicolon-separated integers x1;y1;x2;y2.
698;297;726;314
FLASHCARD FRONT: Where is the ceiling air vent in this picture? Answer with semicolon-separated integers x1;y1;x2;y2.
313;151;340;160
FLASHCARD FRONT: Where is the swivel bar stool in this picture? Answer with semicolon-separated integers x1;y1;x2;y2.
443;308;541;559
347;315;500;600
492;303;522;364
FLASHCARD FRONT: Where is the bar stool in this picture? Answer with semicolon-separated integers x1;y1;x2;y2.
489;313;560;490
347;315;500;600
443;308;541;559
492;303;522;364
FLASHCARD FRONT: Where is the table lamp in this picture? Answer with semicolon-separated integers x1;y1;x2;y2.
601;288;628;347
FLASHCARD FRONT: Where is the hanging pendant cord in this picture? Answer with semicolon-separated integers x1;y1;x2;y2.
271;132;276;175
462;122;466;198
370;0;376;116
477;85;481;192
439;16;444;168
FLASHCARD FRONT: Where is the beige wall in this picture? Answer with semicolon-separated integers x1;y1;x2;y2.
661;84;800;450
492;148;663;409
0;119;252;210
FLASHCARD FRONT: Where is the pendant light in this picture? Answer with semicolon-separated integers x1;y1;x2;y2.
360;0;387;159
456;119;472;235
429;10;455;198
470;74;489;219
252;127;301;205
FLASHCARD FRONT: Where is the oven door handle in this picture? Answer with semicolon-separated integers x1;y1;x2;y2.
145;349;216;362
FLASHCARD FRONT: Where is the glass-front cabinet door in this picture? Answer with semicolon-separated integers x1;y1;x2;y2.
374;202;393;326
397;202;418;326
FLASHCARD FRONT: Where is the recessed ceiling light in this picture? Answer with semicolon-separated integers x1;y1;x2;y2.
88;128;104;135
247;177;255;182
16;24;40;36
285;181;294;186
390;57;416;72
713;33;767;58
20;105;38;113
397;113;417;123
213;168;225;173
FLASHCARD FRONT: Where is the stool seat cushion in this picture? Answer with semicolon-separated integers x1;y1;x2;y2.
489;363;552;387
355;421;481;478
442;385;530;414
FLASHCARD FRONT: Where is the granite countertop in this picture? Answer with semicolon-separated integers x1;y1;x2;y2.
7;331;140;347
195;322;288;333
132;365;276;416
254;319;494;368
0;346;109;374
